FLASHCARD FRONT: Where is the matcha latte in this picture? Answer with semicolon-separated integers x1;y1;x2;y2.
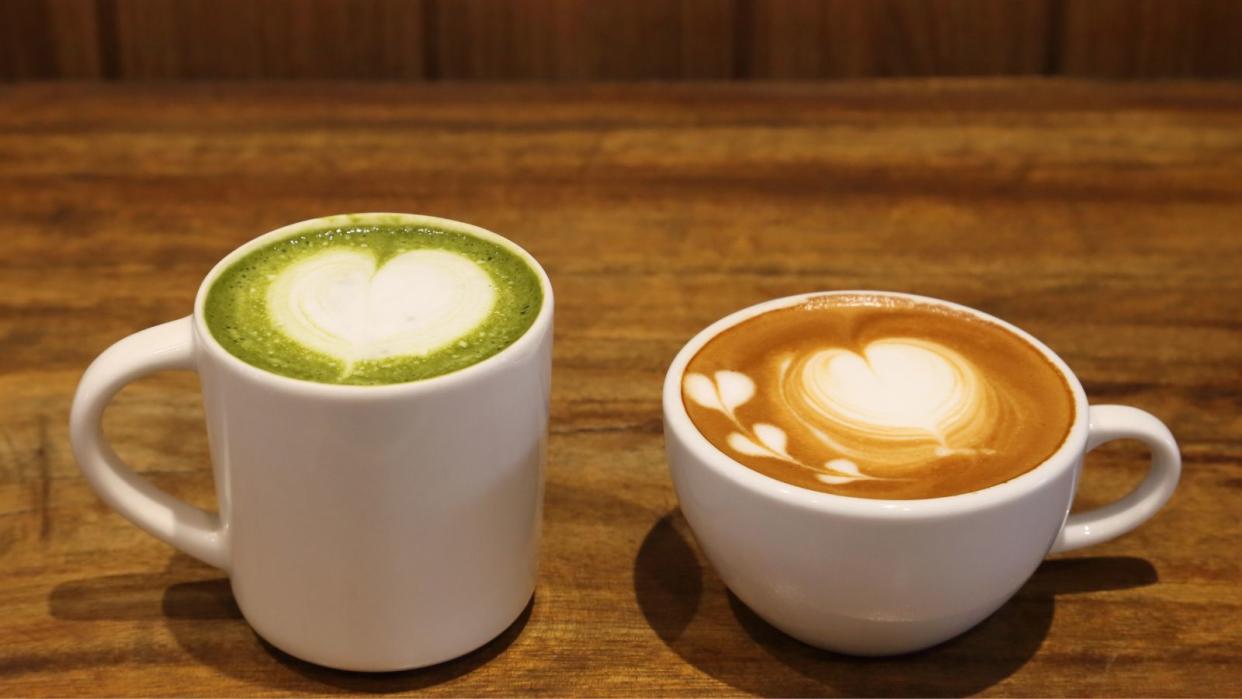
204;221;543;385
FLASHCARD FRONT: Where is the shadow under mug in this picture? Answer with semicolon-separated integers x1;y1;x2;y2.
662;290;1180;656
69;213;554;671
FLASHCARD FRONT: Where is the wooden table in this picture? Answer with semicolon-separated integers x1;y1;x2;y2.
1;81;1239;696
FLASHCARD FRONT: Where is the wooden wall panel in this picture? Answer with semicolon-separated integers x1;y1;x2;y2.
2;0;1241;81
739;0;1051;78
0;0;100;79
106;0;426;79
1059;0;1242;78
430;0;735;80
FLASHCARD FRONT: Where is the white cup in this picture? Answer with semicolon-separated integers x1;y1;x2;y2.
662;291;1180;656
69;213;554;671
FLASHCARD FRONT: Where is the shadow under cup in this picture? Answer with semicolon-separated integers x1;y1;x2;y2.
662;290;1105;656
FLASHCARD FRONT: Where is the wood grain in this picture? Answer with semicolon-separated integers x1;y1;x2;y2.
430;0;736;80
5;0;1242;80
739;0;1052;78
1059;0;1242;78
0;0;100;80
0;80;1240;696
105;0;427;80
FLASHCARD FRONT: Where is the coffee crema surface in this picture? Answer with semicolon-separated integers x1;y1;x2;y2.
682;295;1075;499
205;222;542;385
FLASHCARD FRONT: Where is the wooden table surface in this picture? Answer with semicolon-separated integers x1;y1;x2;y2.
1;80;1240;697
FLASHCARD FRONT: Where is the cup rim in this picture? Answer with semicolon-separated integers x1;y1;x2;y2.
662;290;1090;518
191;212;554;399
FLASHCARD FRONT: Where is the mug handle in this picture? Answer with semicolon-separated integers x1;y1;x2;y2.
69;317;230;570
1050;404;1181;554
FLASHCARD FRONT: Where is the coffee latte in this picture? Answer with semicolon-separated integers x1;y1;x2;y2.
205;220;543;385
682;294;1075;499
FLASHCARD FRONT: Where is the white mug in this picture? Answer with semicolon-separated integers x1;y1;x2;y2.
662;291;1180;656
69;213;554;671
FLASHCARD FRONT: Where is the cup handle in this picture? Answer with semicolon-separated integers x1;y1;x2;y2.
69;317;230;570
1049;404;1181;554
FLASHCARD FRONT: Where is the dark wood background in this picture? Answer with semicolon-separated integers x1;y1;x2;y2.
4;0;1242;81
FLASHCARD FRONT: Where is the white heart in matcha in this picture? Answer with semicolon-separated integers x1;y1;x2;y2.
266;248;497;370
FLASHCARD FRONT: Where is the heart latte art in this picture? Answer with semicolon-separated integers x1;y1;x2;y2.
682;295;1075;499
205;222;543;385
267;248;497;375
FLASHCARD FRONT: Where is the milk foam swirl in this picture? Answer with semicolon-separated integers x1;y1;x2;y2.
685;339;1001;484
680;295;1075;498
783;338;999;470
267;248;497;377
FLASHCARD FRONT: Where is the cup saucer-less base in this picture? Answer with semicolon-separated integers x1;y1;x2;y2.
727;580;1013;656
241;583;535;672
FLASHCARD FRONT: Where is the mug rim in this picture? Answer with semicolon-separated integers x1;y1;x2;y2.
662;290;1090;518
191;212;554;398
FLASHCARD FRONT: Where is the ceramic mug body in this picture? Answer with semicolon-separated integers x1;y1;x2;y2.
71;213;554;671
663;291;1179;656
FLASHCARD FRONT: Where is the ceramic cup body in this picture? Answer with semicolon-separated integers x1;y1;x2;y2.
71;213;553;671
663;291;1179;656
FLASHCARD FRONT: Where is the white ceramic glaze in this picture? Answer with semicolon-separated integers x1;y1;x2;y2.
663;291;1180;656
70;213;553;671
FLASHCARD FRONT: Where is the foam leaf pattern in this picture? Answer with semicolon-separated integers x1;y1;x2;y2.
727;432;774;458
714;371;755;415
685;368;875;484
825;458;862;476
752;423;790;459
683;373;723;412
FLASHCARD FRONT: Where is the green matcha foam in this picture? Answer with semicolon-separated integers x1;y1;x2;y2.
204;222;543;386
